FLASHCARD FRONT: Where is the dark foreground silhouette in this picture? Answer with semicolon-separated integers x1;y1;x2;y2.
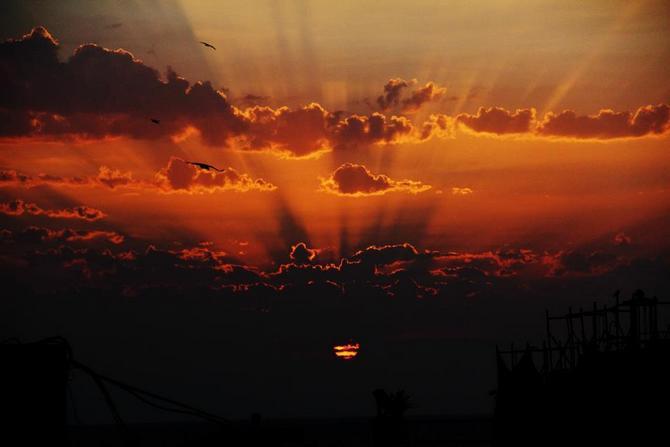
0;337;492;446
3;289;668;446
494;289;670;446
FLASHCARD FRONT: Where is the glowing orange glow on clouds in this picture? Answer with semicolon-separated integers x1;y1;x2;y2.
333;343;360;360
2;1;670;420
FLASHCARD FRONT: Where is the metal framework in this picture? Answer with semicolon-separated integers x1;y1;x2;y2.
498;291;670;374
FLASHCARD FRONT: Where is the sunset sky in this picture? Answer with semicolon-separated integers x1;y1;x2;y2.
2;0;669;421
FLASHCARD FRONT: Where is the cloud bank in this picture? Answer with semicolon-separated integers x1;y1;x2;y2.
320;163;431;196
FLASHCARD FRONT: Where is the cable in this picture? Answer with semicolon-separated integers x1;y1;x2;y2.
71;359;229;425
8;336;230;428
67;381;83;426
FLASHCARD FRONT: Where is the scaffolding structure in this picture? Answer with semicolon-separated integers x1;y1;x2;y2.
497;290;670;374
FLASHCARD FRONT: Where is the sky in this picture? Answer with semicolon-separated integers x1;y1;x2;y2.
1;0;669;422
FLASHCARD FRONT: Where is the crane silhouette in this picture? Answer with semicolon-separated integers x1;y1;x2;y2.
183;160;224;172
199;41;216;50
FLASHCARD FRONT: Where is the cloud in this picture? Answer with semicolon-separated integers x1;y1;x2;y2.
96;166;136;189
241;105;419;156
544;250;622;276
0;169;88;188
376;79;446;112
289;242;318;264
0;28;422;157
456;107;536;134
0;27;245;144
1;161;272;194
319;163;431;196
241;103;332;157
331;113;415;150
451;187;473;195
537;104;670;139
419;114;454;140
402;82;447;112
444;104;670;140
154;157;276;193
3;27;667;157
614;232;632;246
0;199;106;221
0;166;138;190
350;243;430;267
377;78;412;110
270;242;438;287
239;93;270;105
11;226;124;245
432;249;539;279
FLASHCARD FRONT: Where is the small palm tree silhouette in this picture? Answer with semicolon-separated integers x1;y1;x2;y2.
373;388;413;419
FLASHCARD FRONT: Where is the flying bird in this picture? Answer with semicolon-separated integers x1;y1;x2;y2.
150;118;160;124
185;160;224;172
199;41;216;50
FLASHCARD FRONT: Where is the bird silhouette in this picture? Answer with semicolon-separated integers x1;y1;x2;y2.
150;118;160;124
184;160;224;172
199;41;216;50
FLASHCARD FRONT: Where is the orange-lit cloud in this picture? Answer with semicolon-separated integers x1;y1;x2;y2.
456;107;536;134
0;169;89;188
331;113;415;150
402;82;447;112
537;104;670;139
542;250;622;277
376;78;446;112
241;103;332;157
0;166;138;190
350;242;434;266
0;199;106;221
451;187;473;195
9;226;124;244
154;157;276;193
0;27;244;144
432;249;539;278
0;28;420;157
420;114;454;140
320;163;431;196
614;232;632;246
449;105;670;139
96;166;136;189
377;78;412;110
289;242;318;264
5;26;665;163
